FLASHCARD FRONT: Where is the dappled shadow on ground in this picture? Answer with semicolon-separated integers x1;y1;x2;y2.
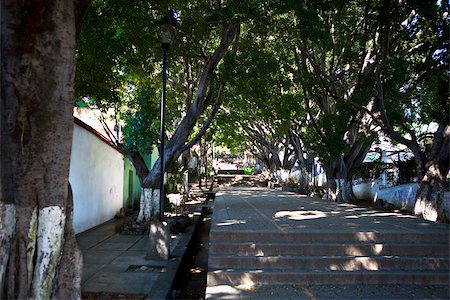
274;210;327;221
216;186;442;233
207;178;449;299
205;278;450;300
218;174;268;188
216;219;247;227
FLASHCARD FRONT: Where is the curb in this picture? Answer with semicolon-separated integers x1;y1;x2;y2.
146;215;200;299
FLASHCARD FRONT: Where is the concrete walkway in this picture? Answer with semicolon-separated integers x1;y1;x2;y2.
76;216;197;299
206;187;450;299
208;187;450;233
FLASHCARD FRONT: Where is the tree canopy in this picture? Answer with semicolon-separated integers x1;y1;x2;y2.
75;0;448;216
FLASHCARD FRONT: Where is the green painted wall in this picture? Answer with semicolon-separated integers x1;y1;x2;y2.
123;146;158;208
150;145;158;169
123;158;141;208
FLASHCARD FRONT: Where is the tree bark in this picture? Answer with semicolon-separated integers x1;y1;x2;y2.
324;136;370;203
325;158;349;202
127;151;150;186
1;1;89;298
414;124;450;223
376;79;427;178
136;188;160;222
53;184;83;299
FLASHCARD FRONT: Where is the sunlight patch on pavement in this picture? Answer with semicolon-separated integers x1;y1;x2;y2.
235;283;260;291
274;210;327;220
206;285;241;297
355;231;377;242
373;244;384;254
330;257;380;271
217;219;246;226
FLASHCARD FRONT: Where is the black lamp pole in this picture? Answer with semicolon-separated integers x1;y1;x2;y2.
159;47;167;220
159;11;175;220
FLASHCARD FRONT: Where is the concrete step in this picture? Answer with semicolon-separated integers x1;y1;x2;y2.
209;255;449;271
207;269;450;286
210;230;450;244
209;242;450;257
208;229;449;285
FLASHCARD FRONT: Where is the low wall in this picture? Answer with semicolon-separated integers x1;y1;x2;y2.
353;182;418;211
375;183;419;211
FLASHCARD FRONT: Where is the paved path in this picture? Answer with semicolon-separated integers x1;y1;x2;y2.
77;217;196;298
209;187;449;234
206;187;450;299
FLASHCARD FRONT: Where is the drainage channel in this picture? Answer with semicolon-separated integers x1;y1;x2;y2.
169;208;212;299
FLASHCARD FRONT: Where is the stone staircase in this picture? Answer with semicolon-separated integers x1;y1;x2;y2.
207;230;450;286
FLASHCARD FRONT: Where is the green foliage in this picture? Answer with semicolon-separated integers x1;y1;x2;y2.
76;0;244;157
75;0;163;155
210;113;246;153
244;165;255;175
121;83;160;154
302;110;350;162
353;161;383;180
277;1;378;166
395;158;417;181
76;0;159;107
75;0;446;178
379;0;448;158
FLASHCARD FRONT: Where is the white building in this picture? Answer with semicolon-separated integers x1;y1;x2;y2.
70;118;125;234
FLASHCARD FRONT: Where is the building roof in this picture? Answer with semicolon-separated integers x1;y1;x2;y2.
74;117;124;155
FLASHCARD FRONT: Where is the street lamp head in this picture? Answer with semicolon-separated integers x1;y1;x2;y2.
160;9;176;49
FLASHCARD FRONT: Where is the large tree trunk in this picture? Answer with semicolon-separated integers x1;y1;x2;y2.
136;188;160;222
414;124;449;223
288;130;312;192
128;151;150;185
325;157;352;202
325;137;370;203
126;152;157;222
1;1;89;298
53;184;83;299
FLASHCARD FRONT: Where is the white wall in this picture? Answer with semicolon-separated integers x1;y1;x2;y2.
70;123;124;234
353;182;419;211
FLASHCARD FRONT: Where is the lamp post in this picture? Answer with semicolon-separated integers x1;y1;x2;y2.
159;11;175;220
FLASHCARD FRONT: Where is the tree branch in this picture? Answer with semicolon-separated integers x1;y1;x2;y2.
143;21;240;188
180;85;224;152
98;112;120;147
75;0;92;36
376;77;425;176
126;151;150;184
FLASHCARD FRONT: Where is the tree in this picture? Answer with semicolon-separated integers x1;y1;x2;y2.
213;1;374;199
76;1;241;221
251;1;380;201
219;37;299;178
1;1;90;298
138;22;238;220
371;0;449;221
